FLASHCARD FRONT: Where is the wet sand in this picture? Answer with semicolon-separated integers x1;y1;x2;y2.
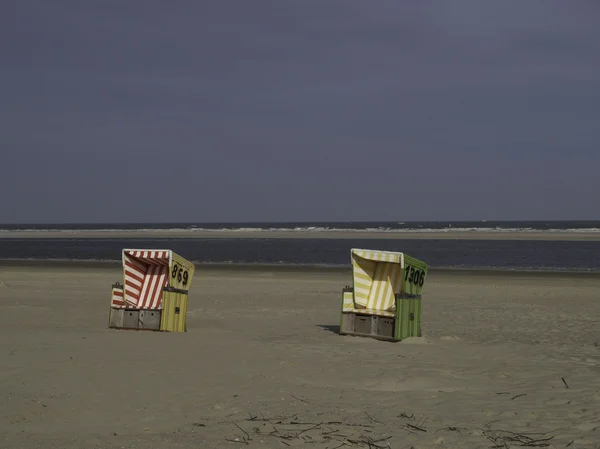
1;263;600;448
2;229;600;240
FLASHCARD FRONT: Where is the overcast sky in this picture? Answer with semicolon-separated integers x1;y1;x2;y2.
1;1;599;223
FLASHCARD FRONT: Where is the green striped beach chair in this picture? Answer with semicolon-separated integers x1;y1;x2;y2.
340;248;428;342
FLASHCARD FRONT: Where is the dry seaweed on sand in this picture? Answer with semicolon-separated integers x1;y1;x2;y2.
229;413;393;447
481;426;554;448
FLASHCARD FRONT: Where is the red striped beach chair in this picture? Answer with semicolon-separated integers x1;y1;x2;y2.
108;249;195;332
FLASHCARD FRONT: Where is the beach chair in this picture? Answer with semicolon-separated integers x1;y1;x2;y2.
108;249;195;332
340;248;428;342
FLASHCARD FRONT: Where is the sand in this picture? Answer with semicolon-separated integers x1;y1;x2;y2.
2;229;600;240
1;263;600;449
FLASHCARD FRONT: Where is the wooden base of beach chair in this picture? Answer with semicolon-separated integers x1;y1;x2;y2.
107;288;189;333
109;308;140;330
340;312;397;342
139;309;162;331
108;308;163;331
339;290;422;342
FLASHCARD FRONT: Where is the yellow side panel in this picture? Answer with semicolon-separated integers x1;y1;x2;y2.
169;252;196;291
160;290;188;332
342;291;354;311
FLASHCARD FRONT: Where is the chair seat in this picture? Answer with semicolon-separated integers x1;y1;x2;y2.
343;307;395;318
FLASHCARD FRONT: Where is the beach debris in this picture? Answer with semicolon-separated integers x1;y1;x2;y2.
437;426;466;436
404;423;427;433
561;377;570;389
221;412;567;448
398;412;415;420
481;426;554;448
292;395;309;404
224;437;248;445
511;393;527;400
232;413;391;447
364;412;383;424
398;415;429;435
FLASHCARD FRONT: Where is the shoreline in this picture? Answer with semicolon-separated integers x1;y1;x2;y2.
1;229;600;240
2;258;600;277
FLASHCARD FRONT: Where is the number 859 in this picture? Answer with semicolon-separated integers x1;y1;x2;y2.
171;263;189;286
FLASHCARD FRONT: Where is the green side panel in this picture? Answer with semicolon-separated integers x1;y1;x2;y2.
401;255;429;297
414;297;422;337
395;296;422;340
395;253;426;340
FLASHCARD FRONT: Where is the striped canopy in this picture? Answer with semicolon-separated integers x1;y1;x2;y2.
351;248;405;311
122;249;172;310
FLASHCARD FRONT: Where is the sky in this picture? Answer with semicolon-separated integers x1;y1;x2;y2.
1;0;599;223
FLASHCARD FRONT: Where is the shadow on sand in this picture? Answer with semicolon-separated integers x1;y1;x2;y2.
316;324;340;334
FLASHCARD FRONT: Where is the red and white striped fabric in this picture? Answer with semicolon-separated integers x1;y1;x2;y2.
122;250;170;309
111;287;126;308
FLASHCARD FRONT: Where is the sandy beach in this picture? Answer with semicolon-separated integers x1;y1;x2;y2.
1;263;600;448
2;229;600;241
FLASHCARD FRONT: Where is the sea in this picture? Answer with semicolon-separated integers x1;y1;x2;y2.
1;221;600;271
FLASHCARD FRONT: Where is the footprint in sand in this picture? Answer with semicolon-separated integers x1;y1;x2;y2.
545;398;571;406
574;422;599;432
401;337;433;344
440;335;461;341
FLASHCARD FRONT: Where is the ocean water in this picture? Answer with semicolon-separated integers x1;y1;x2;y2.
1;220;600;271
2;220;600;233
